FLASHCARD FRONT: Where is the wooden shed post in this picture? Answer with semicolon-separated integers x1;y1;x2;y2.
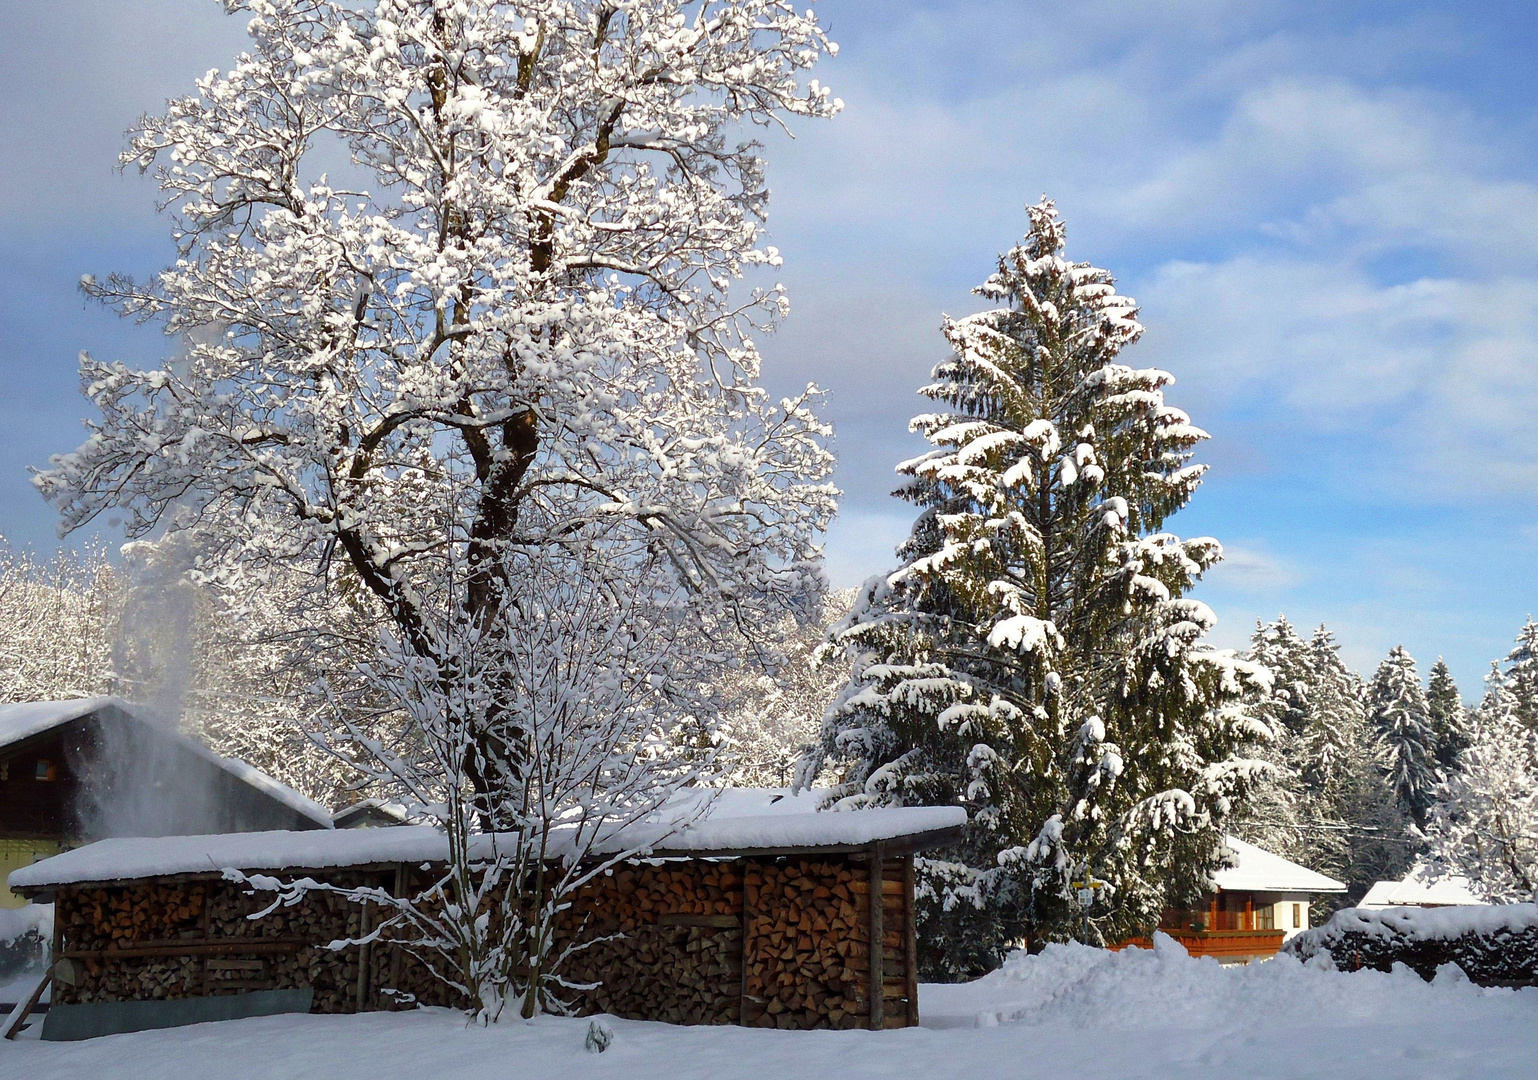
738;861;750;1027
903;854;918;1027
355;897;372;1012
868;842;885;1031
386;863;407;1004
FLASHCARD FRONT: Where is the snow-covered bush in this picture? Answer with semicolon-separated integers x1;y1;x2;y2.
1284;903;1538;987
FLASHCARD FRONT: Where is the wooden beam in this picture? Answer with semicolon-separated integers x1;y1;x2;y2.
904;854;918;1028
62;939;308;959
387;863;407;1004
737;858;752;1027
356;898;372;1013
868;842;885;1031
2;966;53;1040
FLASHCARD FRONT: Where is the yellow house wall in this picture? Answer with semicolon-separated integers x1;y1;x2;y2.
0;838;60;909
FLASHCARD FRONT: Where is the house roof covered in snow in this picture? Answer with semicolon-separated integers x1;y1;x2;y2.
0;696;333;829
1213;837;1347;894
8;791;966;893
1358;863;1482;909
0;696;118;752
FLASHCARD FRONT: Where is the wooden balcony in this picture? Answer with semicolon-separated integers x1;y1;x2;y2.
1113;897;1286;962
1127;928;1286;960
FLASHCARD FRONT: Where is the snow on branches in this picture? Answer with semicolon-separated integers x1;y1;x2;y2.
37;0;840;1017
803;200;1269;975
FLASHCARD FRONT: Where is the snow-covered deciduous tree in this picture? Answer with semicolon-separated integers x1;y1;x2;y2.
1368;646;1439;829
36;0;840;1017
0;541;116;703
801;201;1270;977
1425;658;1470;775
1426;672;1538;903
245;538;721;1019
713;588;852;787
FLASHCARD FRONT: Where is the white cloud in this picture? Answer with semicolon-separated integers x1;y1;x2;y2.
1137;258;1538;499
1205;544;1303;592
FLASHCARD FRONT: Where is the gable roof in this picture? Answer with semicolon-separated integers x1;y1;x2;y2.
0;697;333;829
1214;837;1347;893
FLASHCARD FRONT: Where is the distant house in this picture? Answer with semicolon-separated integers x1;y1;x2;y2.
331;798;408;829
0;697;332;908
1128;837;1348;963
1359;863;1482;909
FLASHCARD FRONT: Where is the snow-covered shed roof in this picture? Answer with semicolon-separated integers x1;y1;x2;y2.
9;793;965;893
1358;863;1482;909
0;696;333;829
1213;837;1347;894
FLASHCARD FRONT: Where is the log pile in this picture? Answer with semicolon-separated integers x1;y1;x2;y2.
565;861;744;1024
53;875;389;1013
46;851;920;1031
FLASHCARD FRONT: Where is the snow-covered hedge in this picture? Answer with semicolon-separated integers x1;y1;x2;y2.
0;904;51;981
1283;903;1538;986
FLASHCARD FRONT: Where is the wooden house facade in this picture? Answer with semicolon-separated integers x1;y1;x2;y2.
1;698;334;908
1124;837;1347;963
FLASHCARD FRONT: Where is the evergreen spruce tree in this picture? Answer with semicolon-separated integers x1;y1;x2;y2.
1234;617;1314;863
802;200;1270;978
1368;646;1440;829
1500;619;1538;731
1425;658;1471;775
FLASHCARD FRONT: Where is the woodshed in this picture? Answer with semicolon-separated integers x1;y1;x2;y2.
8;794;965;1038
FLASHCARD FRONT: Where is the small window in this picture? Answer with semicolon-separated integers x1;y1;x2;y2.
34;759;57;782
1292;903;1302;928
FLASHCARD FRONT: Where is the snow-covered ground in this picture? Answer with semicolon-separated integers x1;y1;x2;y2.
4;936;1535;1079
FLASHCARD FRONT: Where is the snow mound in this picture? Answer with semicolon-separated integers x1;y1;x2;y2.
921;932;1521;1031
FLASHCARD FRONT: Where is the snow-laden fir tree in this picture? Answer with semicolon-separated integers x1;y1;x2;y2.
801;200;1270;977
1500;619;1538;731
1425;658;1470;775
1232;617;1313;863
1368;646;1439;829
1234;621;1411;907
36;0;840;1018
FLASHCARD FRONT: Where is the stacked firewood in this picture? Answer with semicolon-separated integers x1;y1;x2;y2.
563;861;744;1023
49;853;915;1030
53;878;372;1012
63;883;206;945
742;858;872;1030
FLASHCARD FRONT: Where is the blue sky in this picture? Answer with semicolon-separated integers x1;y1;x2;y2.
1;1;1535;694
